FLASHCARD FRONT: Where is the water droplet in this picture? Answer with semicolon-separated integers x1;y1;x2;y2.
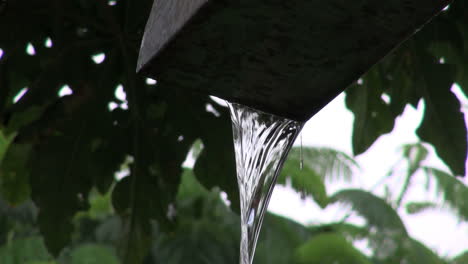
300;133;303;170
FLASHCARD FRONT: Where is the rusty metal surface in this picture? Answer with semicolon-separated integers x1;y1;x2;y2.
138;0;451;121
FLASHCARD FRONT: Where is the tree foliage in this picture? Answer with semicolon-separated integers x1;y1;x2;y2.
345;2;468;176
0;0;467;263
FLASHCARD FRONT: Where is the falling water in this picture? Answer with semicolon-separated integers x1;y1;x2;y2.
228;102;304;264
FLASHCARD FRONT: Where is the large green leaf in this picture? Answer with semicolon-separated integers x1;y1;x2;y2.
345;69;396;155
256;214;311;264
194;106;240;213
177;168;209;201
294;233;371;264
402;239;446;264
70;244;119;264
30;134;93;256
0;130;14;164
27;98;128;256
344;4;468;174
416;63;467;176
111;157;155;263
0;143;31;204
0;237;53;264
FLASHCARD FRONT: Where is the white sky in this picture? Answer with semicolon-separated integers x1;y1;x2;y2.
269;88;468;258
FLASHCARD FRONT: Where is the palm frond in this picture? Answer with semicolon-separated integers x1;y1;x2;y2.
287;147;359;182
308;222;370;241
424;167;468;221
402;238;446;264
331;189;407;234
405;201;438;215
452;251;468;264
278;159;329;208
395;143;429;207
294;233;372;264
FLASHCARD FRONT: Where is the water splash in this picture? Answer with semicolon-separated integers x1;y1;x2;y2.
228;103;304;264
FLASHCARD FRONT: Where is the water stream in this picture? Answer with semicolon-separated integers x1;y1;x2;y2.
227;102;304;264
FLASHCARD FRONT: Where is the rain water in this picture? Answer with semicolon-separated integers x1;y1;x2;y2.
228;102;304;264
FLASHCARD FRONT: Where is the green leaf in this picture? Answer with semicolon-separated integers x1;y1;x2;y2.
152;185;240;264
279;155;329;208
424;167;468;221
70;244;119;264
26;98;127;256
84;189;113;220
331;189;407;234
111;172;155;264
452;251;468;264
346;70;396;155
5;106;45;135
405;201;437;215
294;233;371;264
309;223;370;241
194;110;239;213
396;143;430;207
0;237;53;264
29;125;97;256
402;238;446;264
118;213;152;264
177;168;209;201
0;129;15;164
382;237;446;264
0;143;32;204
416;63;467;176
401;143;429;175
287;147;359;182
255;213;311;264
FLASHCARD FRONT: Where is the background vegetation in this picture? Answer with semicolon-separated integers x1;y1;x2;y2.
0;0;467;263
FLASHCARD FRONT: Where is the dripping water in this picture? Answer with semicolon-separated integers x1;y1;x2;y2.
300;133;304;170
228;102;304;264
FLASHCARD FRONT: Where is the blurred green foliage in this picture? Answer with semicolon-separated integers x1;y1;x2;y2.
0;144;467;264
0;0;467;263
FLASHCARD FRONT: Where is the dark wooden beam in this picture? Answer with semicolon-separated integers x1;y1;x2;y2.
138;0;451;121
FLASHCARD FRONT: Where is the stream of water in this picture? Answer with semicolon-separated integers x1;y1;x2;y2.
228;102;304;264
